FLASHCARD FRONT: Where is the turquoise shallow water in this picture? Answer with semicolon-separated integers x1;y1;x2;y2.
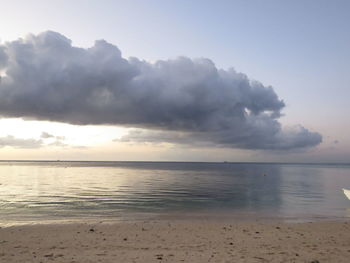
0;161;350;224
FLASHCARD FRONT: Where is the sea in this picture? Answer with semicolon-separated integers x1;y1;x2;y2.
0;161;349;225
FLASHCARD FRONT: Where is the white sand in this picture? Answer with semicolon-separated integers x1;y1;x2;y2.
0;220;350;262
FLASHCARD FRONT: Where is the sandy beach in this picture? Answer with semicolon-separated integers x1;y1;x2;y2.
0;220;349;263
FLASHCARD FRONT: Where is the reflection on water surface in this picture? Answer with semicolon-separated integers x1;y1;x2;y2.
0;161;349;224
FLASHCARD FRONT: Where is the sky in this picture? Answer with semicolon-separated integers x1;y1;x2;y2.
0;0;349;162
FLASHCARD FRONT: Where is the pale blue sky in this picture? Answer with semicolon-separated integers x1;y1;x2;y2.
0;0;349;162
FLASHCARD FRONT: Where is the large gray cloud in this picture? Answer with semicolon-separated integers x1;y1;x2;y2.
0;31;322;150
0;46;7;70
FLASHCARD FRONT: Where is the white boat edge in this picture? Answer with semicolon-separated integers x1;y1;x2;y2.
342;188;350;200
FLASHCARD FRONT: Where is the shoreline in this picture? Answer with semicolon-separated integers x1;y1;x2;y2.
1;219;349;262
1;209;349;227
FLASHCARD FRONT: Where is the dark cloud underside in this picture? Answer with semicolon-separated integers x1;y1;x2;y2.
0;31;322;150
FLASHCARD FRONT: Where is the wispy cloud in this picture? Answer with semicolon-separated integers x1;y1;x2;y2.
0;136;43;149
41;131;65;140
0;31;322;150
40;132;55;139
40;131;67;147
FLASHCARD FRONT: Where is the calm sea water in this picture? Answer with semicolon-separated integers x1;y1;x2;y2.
0;161;350;225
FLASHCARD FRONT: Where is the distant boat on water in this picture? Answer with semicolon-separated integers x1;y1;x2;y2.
343;189;350;200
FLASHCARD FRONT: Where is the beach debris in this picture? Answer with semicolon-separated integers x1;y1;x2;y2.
44;253;54;258
310;260;320;263
89;228;95;232
123;237;128;241
156;254;163;260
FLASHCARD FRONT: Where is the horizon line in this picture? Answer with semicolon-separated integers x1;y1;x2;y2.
0;160;349;165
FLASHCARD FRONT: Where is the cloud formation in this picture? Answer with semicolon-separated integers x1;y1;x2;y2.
0;31;322;150
40;131;67;147
41;132;55;139
0;136;42;149
41;131;65;140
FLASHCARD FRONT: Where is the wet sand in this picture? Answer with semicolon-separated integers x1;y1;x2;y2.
0;220;349;262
